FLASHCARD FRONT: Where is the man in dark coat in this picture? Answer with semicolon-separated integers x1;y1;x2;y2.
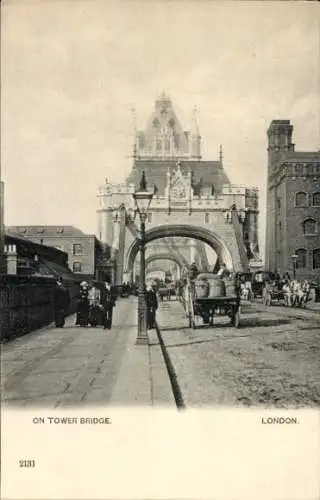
54;277;71;328
101;281;117;329
146;283;158;329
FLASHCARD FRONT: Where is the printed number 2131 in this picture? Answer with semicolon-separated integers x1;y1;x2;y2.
19;460;35;467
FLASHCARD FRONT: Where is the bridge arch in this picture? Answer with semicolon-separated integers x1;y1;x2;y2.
146;252;184;269
125;224;233;279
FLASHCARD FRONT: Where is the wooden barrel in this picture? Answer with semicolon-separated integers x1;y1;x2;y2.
194;278;209;298
224;278;237;297
208;277;226;298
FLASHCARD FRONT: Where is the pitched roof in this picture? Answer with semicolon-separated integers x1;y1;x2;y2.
6;225;89;238
127;159;230;195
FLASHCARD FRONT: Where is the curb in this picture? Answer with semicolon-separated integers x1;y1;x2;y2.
154;321;186;410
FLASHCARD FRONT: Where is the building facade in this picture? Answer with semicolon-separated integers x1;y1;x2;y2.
97;94;261;284
7;225;112;280
265;120;320;280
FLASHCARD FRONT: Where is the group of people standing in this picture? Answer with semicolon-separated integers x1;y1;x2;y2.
53;277;158;330
76;281;116;329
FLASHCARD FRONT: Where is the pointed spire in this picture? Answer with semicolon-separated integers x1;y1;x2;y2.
219;144;223;164
191;105;199;135
131;107;137;157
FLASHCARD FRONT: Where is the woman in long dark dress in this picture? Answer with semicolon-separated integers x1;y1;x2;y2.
76;281;89;327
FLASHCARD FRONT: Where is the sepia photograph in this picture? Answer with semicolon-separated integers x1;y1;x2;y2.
0;0;319;498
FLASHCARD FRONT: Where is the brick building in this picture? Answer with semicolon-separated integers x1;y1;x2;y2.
265;120;320;280
7;225;112;281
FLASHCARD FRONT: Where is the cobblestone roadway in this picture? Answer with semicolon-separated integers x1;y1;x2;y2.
2;299;136;408
156;299;320;408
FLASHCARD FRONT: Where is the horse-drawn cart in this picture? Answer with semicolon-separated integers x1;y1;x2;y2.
185;273;241;329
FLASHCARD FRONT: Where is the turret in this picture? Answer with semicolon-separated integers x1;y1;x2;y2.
189;106;201;159
267;120;294;168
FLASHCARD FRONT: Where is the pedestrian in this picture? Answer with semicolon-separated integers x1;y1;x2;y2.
76;281;89;326
53;277;71;328
88;282;102;327
101;280;116;329
146;283;158;329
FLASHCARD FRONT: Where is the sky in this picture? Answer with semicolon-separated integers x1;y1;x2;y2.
1;0;319;260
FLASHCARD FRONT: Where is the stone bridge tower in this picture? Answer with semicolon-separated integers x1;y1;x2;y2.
97;94;260;285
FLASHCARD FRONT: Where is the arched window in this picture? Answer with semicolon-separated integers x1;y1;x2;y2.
295;249;307;269
303;218;317;235
313;249;320;269
156;139;162;151
73;261;82;273
164;139;170;151
312;248;320;269
312;192;320;206
295;192;307;207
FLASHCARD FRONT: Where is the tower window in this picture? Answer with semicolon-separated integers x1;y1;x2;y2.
312;192;320;206
156;139;162;151
295;192;308;207
313;249;320;269
303;218;317;235
164;139;170;151
295;249;307;269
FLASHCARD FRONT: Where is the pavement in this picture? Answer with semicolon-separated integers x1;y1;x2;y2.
1;297;175;408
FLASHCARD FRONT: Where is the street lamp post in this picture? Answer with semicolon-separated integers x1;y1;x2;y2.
291;253;298;279
133;171;153;345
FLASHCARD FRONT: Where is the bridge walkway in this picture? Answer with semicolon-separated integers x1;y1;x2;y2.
2;297;174;408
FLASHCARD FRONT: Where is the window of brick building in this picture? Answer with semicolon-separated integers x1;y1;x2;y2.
73;243;83;255
313;249;320;269
295;249;307;269
295;192;308;207
73;262;82;273
303;218;317;235
312;192;320;207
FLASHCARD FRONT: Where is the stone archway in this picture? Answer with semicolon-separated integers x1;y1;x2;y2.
146;252;184;269
146;253;183;281
125;224;233;280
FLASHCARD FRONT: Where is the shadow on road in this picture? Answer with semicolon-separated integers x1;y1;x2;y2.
159;317;291;332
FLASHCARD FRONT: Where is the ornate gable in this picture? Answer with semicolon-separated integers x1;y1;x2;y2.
165;162;193;201
135;93;193;159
